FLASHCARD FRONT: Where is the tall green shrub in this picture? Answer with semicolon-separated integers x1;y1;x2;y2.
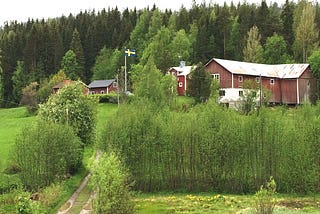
90;152;135;214
13;120;82;190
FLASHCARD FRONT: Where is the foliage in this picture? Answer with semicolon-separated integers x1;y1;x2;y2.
38;82;98;144
263;33;290;64
254;176;277;214
12;61;29;103
243;25;263;63
70;28;85;81
37;70;67;103
91;47;121;80
90;151;135;214
20;82;39;114
130;59;165;105
238;79;259;115
13;119;83;191
60;50;79;80
187;63;212;103
294;2;319;62
101;99;320;193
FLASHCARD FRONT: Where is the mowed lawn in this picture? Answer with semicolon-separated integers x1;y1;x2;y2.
0;103;118;172
0;107;35;171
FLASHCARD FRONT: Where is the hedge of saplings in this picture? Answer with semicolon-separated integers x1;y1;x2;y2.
101;101;320;194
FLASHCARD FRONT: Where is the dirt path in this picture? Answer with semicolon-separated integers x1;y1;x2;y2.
57;151;101;214
57;173;92;214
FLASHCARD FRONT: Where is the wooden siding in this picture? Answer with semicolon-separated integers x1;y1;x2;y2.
205;59;317;105
177;76;186;95
89;85;117;94
206;61;232;88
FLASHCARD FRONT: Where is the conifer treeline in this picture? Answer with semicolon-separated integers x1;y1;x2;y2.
0;1;319;105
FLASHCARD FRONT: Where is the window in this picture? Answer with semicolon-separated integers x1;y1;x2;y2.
239;90;243;96
113;81;118;87
270;79;275;85
100;90;105;94
90;91;95;94
219;90;225;96
178;82;183;88
212;74;220;80
238;76;243;82
255;77;260;83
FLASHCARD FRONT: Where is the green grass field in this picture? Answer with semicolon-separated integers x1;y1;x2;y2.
0;107;34;171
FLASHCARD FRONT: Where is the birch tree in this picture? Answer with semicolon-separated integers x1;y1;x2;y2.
294;3;319;62
243;25;263;63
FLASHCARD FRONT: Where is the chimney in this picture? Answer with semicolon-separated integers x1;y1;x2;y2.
179;61;186;68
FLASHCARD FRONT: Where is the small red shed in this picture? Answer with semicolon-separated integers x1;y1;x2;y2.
87;79;118;94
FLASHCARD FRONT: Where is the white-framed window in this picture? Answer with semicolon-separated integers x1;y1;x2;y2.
255;77;260;83
212;74;220;80
113;81;118;87
100;90;105;94
270;79;275;85
238;75;243;82
178;82;183;88
90;91;95;94
239;90;243;96
219;90;225;97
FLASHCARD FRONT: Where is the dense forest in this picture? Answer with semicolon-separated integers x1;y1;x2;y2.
0;0;319;106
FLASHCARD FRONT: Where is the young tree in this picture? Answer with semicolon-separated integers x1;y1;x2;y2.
130;59;164;104
187;63;212;103
243;25;264;63
70;28;85;80
37;70;67;103
0;50;3;107
13;120;82;191
20;82;39;114
263;33;291;64
294;2;319;62
12;61;29;103
60;50;79;80
91;47;121;80
38;82;98;144
169;29;192;66
140;26;172;72
90;152;135;214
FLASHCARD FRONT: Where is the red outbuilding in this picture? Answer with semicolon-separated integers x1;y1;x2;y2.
168;62;195;96
205;58;317;106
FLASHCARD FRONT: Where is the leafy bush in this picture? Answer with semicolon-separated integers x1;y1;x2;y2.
13;120;83;190
90;151;135;214
38;82;98;144
254;176;277;214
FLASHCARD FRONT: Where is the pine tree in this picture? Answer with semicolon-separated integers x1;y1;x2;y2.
70;28;85;80
61;50;79;80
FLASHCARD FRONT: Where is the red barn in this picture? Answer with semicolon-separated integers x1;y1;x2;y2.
168;64;195;95
87;79;118;94
205;58;317;106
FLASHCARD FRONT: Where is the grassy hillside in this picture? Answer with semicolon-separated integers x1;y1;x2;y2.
0;107;35;171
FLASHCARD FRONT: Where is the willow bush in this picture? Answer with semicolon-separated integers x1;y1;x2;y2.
101;101;320;194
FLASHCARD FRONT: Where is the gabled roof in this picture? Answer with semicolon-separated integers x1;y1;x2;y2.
53;79;75;89
206;58;310;79
88;79;115;88
169;66;194;76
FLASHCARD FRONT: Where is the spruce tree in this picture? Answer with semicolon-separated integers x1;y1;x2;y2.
70;28;85;80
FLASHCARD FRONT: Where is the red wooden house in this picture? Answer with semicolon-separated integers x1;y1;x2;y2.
168;63;194;95
53;79;89;94
205;58;317;106
87;79;118;94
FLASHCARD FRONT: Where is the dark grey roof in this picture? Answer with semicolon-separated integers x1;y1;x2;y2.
88;79;115;88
